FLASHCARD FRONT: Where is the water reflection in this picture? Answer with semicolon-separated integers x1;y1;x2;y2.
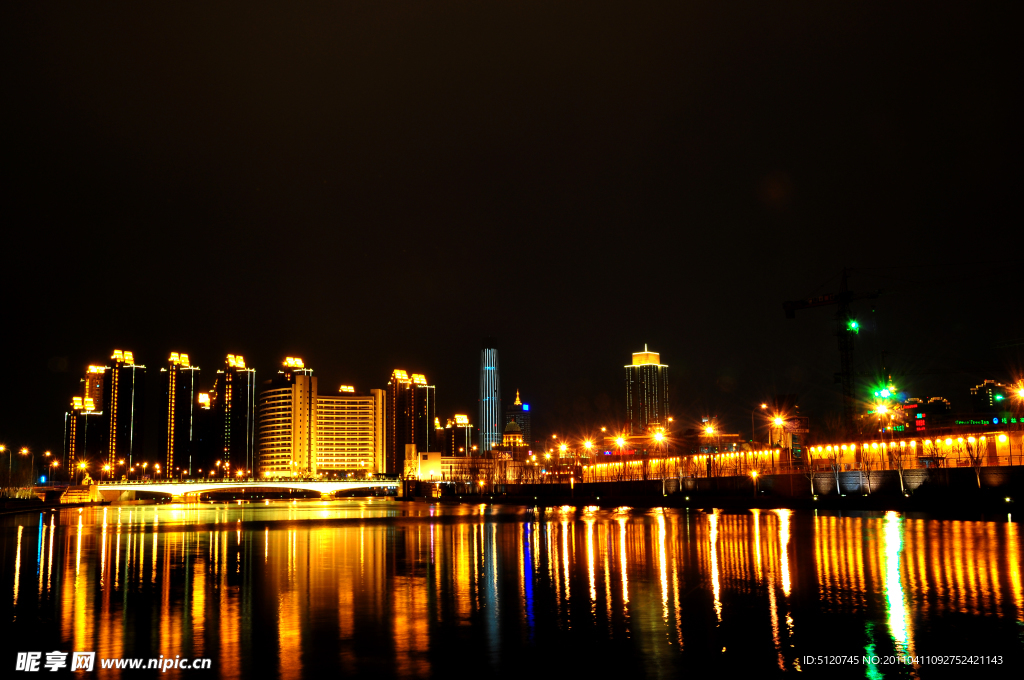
2;501;1022;676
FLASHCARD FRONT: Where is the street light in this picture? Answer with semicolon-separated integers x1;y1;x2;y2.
1;445;11;489
751;469;759;496
19;448;33;488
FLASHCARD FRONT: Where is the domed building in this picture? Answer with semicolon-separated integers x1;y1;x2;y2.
502;420;525;447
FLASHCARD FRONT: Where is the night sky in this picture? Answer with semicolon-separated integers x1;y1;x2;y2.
4;1;1019;456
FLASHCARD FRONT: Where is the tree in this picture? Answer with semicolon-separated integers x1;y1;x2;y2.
963;437;986;489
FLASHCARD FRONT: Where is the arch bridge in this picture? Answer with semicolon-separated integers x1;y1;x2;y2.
96;479;398;503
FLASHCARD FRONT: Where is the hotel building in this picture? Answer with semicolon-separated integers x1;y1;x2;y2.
625;345;669;435
258;358;385;478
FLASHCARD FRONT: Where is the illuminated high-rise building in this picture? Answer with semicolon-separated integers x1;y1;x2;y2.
479;338;501;452
258;358;386;478
211;354;257;475
160;352;201;476
412;374;438;454
258;357;316;478
104;349;146;467
316;386;386;476
625;345;669;435
385;369;414;475
444;414;473;457
63;392;105;472
505;389;532;446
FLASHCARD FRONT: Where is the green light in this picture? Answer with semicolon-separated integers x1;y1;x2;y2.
994;394;1004;401
847;320;859;332
880;389;891;398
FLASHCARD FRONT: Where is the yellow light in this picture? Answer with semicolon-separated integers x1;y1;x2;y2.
454;414;470;426
968;437;976;443
411;373;427;385
704;426;714;435
339;385;355;393
584;440;593;449
616;437;625;447
876;405;888;414
999;434;1008;443
945;438;952;446
653;432;664;442
559;444;568;453
751;470;758;478
773;417;784;426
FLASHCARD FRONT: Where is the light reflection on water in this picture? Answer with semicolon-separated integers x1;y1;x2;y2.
2;501;1023;677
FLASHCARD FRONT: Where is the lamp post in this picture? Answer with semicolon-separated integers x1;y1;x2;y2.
50;460;59;483
1;445;9;489
19;448;33;488
751;469;759;497
752;403;767;445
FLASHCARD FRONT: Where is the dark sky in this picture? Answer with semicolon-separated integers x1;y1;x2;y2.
4;1;1019;456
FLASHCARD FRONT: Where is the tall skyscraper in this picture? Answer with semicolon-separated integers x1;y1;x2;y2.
104;349;146;467
385;369;414;475
160;352;201;476
412;373;437;454
211;354;257;474
505;389;532;446
625;345;669;435
63;365;107;472
479;338;501;452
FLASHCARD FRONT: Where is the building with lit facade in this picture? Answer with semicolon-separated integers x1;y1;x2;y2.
258;358;385;478
160;352;201;476
970;380;1012;413
505;389;531;445
211;354;257;475
479;338;501;452
413;374;437;454
104;349;146;467
316;387;386;475
258;357;315;478
63;372;106;472
443;414;473;457
386;369;414;476
625;345;669;435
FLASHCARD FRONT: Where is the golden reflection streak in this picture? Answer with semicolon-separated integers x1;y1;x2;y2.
671;515;683;648
99;518;107;588
75;513;83;582
265;527;269;562
38;521;47;596
562;518;570;601
657;513;668;624
751;509;762;583
13;525;23;612
1007;521;1024;621
586;518;596;605
618;516;629;606
47;515;55;593
883;511;916;666
708;511;721;621
603;523;613;627
775;509;792;597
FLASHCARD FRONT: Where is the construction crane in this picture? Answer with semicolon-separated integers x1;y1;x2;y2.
783;269;881;434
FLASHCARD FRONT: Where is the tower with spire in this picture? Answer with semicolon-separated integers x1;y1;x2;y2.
505;388;532;447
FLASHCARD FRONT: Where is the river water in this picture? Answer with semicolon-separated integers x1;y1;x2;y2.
2;501;1022;678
